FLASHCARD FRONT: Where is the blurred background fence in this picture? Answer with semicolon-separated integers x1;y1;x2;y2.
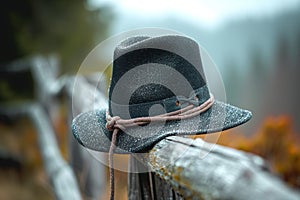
0;56;108;199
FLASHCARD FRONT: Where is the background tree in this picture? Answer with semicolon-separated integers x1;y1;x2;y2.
0;0;112;73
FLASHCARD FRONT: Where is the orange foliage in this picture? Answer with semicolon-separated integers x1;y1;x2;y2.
218;116;300;189
0;119;43;173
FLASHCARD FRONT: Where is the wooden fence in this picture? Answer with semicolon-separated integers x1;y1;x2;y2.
0;56;299;200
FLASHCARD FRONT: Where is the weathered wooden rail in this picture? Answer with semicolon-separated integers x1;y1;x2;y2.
1;55;300;200
127;136;300;200
141;136;300;200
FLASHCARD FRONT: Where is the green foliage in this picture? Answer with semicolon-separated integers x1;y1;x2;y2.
0;70;34;102
1;0;112;73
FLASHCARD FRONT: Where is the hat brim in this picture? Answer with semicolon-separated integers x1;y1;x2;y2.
72;101;252;154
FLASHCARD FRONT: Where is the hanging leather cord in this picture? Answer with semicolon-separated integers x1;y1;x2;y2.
106;94;214;200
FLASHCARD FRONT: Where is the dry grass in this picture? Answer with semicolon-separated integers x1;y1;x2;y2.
0;166;54;200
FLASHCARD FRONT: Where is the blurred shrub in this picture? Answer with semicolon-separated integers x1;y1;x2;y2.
0;0;112;73
218;116;300;189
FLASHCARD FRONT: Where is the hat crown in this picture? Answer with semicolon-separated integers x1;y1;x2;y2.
109;35;209;119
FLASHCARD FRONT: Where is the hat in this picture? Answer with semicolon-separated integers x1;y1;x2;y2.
72;35;252;154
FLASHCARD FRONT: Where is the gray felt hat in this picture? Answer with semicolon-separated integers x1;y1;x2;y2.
72;35;252;153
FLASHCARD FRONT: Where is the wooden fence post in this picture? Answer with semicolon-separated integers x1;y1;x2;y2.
128;155;184;200
65;75;107;199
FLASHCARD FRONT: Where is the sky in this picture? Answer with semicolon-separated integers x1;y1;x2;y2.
89;0;300;29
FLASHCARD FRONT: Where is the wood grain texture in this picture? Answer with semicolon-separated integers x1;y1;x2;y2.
142;136;300;200
128;155;184;200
